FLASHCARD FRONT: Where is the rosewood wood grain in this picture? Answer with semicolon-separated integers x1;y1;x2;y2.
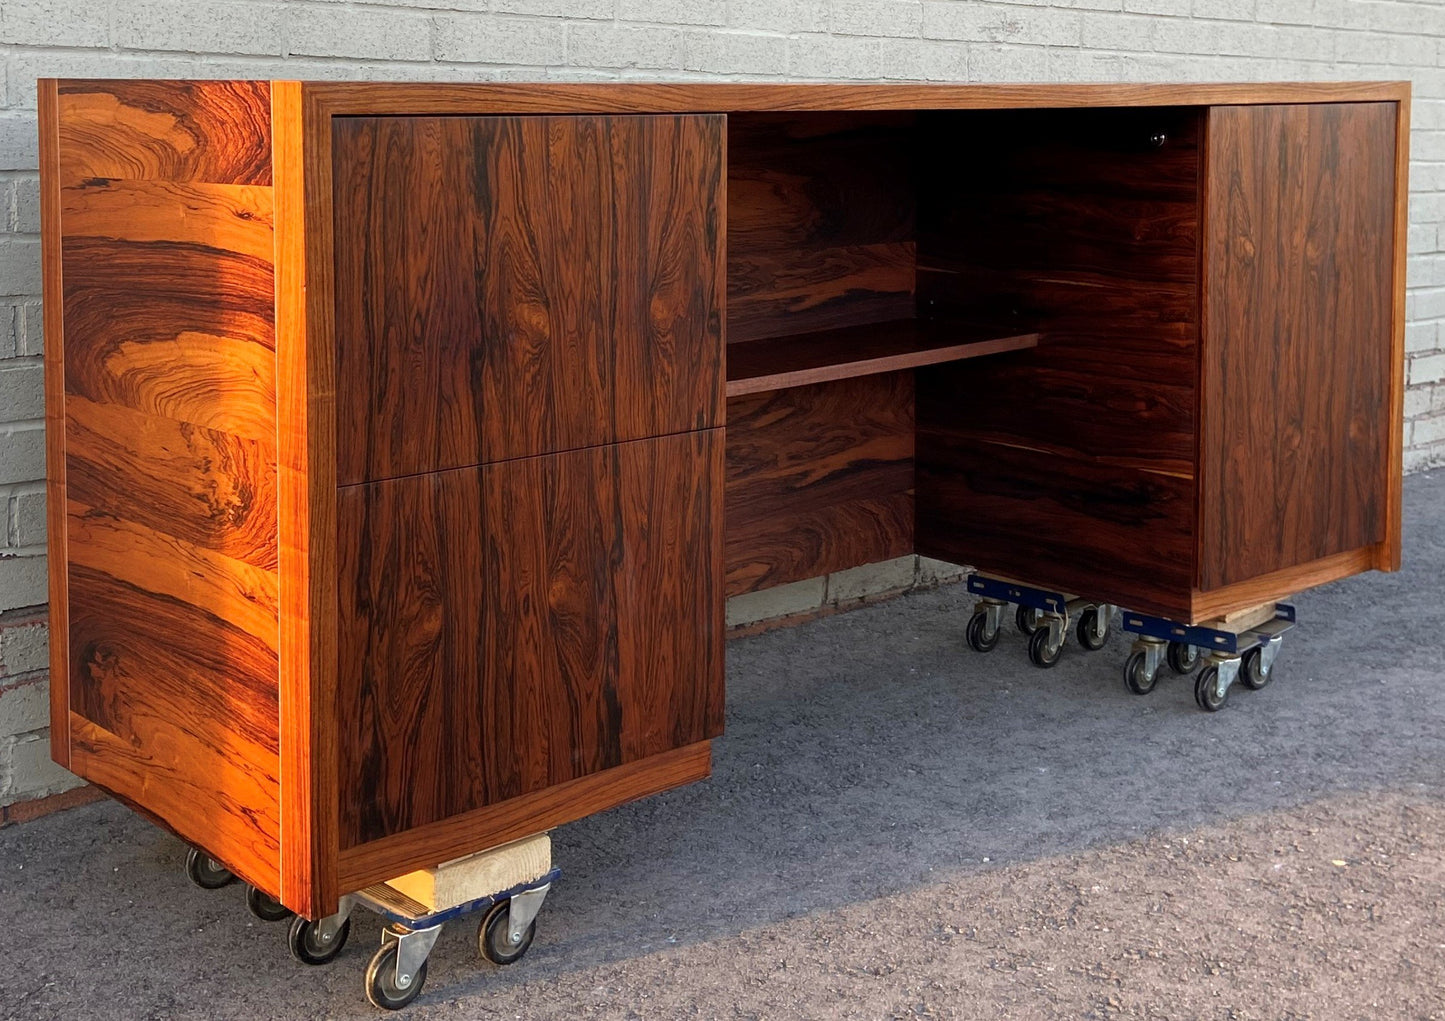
1198;103;1394;591
336;432;723;849
336;741;711;894
726;374;914;596
727;112;915;344
1380;95;1411;573
726;319;1039;398
918;436;1197;620
49;79;283;897
1189;547;1376;621
300;81;1410;118
39;80;70;767
330;113;724;485
55;80;272;186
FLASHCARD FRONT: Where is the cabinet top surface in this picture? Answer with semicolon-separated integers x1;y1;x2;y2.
48;79;1409;114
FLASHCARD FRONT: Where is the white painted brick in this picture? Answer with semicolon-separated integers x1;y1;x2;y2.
0;554;46;613
1193;0;1254;19
1415;414;1445;447
435;15;567;64
2;0;110;48
726;576;826;627
286;5;432;61
0;115;40;174
1125;0;1190;13
0;308;16;361
1256;0;1313;22
1414;287;1445;321
879;37;969;80
10;178;40;236
115;1;285;56
620;0;727;26
1405;385;1434;419
0;616;47;677
568;23;688;69
0;363;43;424
13;491;44;548
0;240;41;300
684;30;790;75
1078;11;1156;50
1048;47;1123;79
0;680;46;740
17;304;41;358
0;423;43;486
1411;253;1445;289
1412;352;1445;386
968;43;1051;81
494;0;613;16
0;732;80;800
727;0;829;33
1407;319;1440;354
831;0;924;38
790;33;882;78
926;3;1081;45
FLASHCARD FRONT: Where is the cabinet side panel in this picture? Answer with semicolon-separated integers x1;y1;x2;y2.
1199;104;1395;591
53;80;281;893
336;432;723;850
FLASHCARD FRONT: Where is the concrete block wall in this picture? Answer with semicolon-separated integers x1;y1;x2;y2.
1;0;1443;807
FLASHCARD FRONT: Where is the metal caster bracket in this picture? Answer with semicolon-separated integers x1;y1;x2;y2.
381;922;443;993
1121;603;1296;656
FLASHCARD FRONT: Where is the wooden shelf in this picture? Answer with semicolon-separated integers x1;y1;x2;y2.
725;319;1040;398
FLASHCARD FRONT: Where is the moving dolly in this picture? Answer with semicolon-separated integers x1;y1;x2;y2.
1120;603;1296;712
184;833;557;1010
964;574;1116;668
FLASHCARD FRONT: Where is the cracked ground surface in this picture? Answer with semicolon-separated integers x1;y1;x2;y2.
1;472;1443;1020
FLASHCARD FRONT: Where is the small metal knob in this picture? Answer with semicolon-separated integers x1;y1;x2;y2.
1149;132;1168;148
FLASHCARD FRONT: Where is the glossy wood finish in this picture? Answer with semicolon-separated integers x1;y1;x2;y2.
727;112;915;344
336;741;711;893
336;433;723;848
331;114;724;485
725;319;1039;398
1198;104;1395;592
1380;95;1411;573
726;374;914;596
50;79;282;893
916;107;1203;617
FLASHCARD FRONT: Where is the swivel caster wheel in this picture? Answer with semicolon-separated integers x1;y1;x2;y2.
246;884;294;923
184;848;234;890
288;914;351;965
1240;645;1274;690
1016;605;1042;635
1194;665;1229;712
1075;606;1109;652
966;610;1000;653
1027;624;1063;668
1123;649;1158;695
479;898;537;966
1167;641;1200;674
365;942;427;1011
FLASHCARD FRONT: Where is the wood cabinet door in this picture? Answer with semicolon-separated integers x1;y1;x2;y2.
330;114;725;486
1199;103;1397;591
335;431;724;850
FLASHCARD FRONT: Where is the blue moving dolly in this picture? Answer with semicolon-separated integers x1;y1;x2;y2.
964;573;1116;669
1120;604;1296;712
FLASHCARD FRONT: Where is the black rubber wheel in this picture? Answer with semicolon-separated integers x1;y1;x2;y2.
965;611;1000;653
478;899;537;966
1123;650;1157;695
184;848;234;890
1015;605;1041;635
1027;625;1063;669
246;885;294;923
1075;606;1109;651
1240;646;1273;690
1194;665;1228;712
1167;641;1200;675
365;942;427;1011
288;914;351;966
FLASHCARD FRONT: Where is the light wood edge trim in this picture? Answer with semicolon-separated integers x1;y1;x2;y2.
296;81;1412;117
336;742;713;896
1190;547;1373;621
1378;91;1411;572
38;79;70;769
1193;107;1213;596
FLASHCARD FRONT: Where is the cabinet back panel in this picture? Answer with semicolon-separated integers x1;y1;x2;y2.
336;432;723;849
1199;103;1395;590
331;114;724;485
915;107;1202;616
724;373;914;596
727;112;916;344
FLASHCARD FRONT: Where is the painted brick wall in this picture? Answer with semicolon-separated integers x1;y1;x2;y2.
1;0;1442;806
